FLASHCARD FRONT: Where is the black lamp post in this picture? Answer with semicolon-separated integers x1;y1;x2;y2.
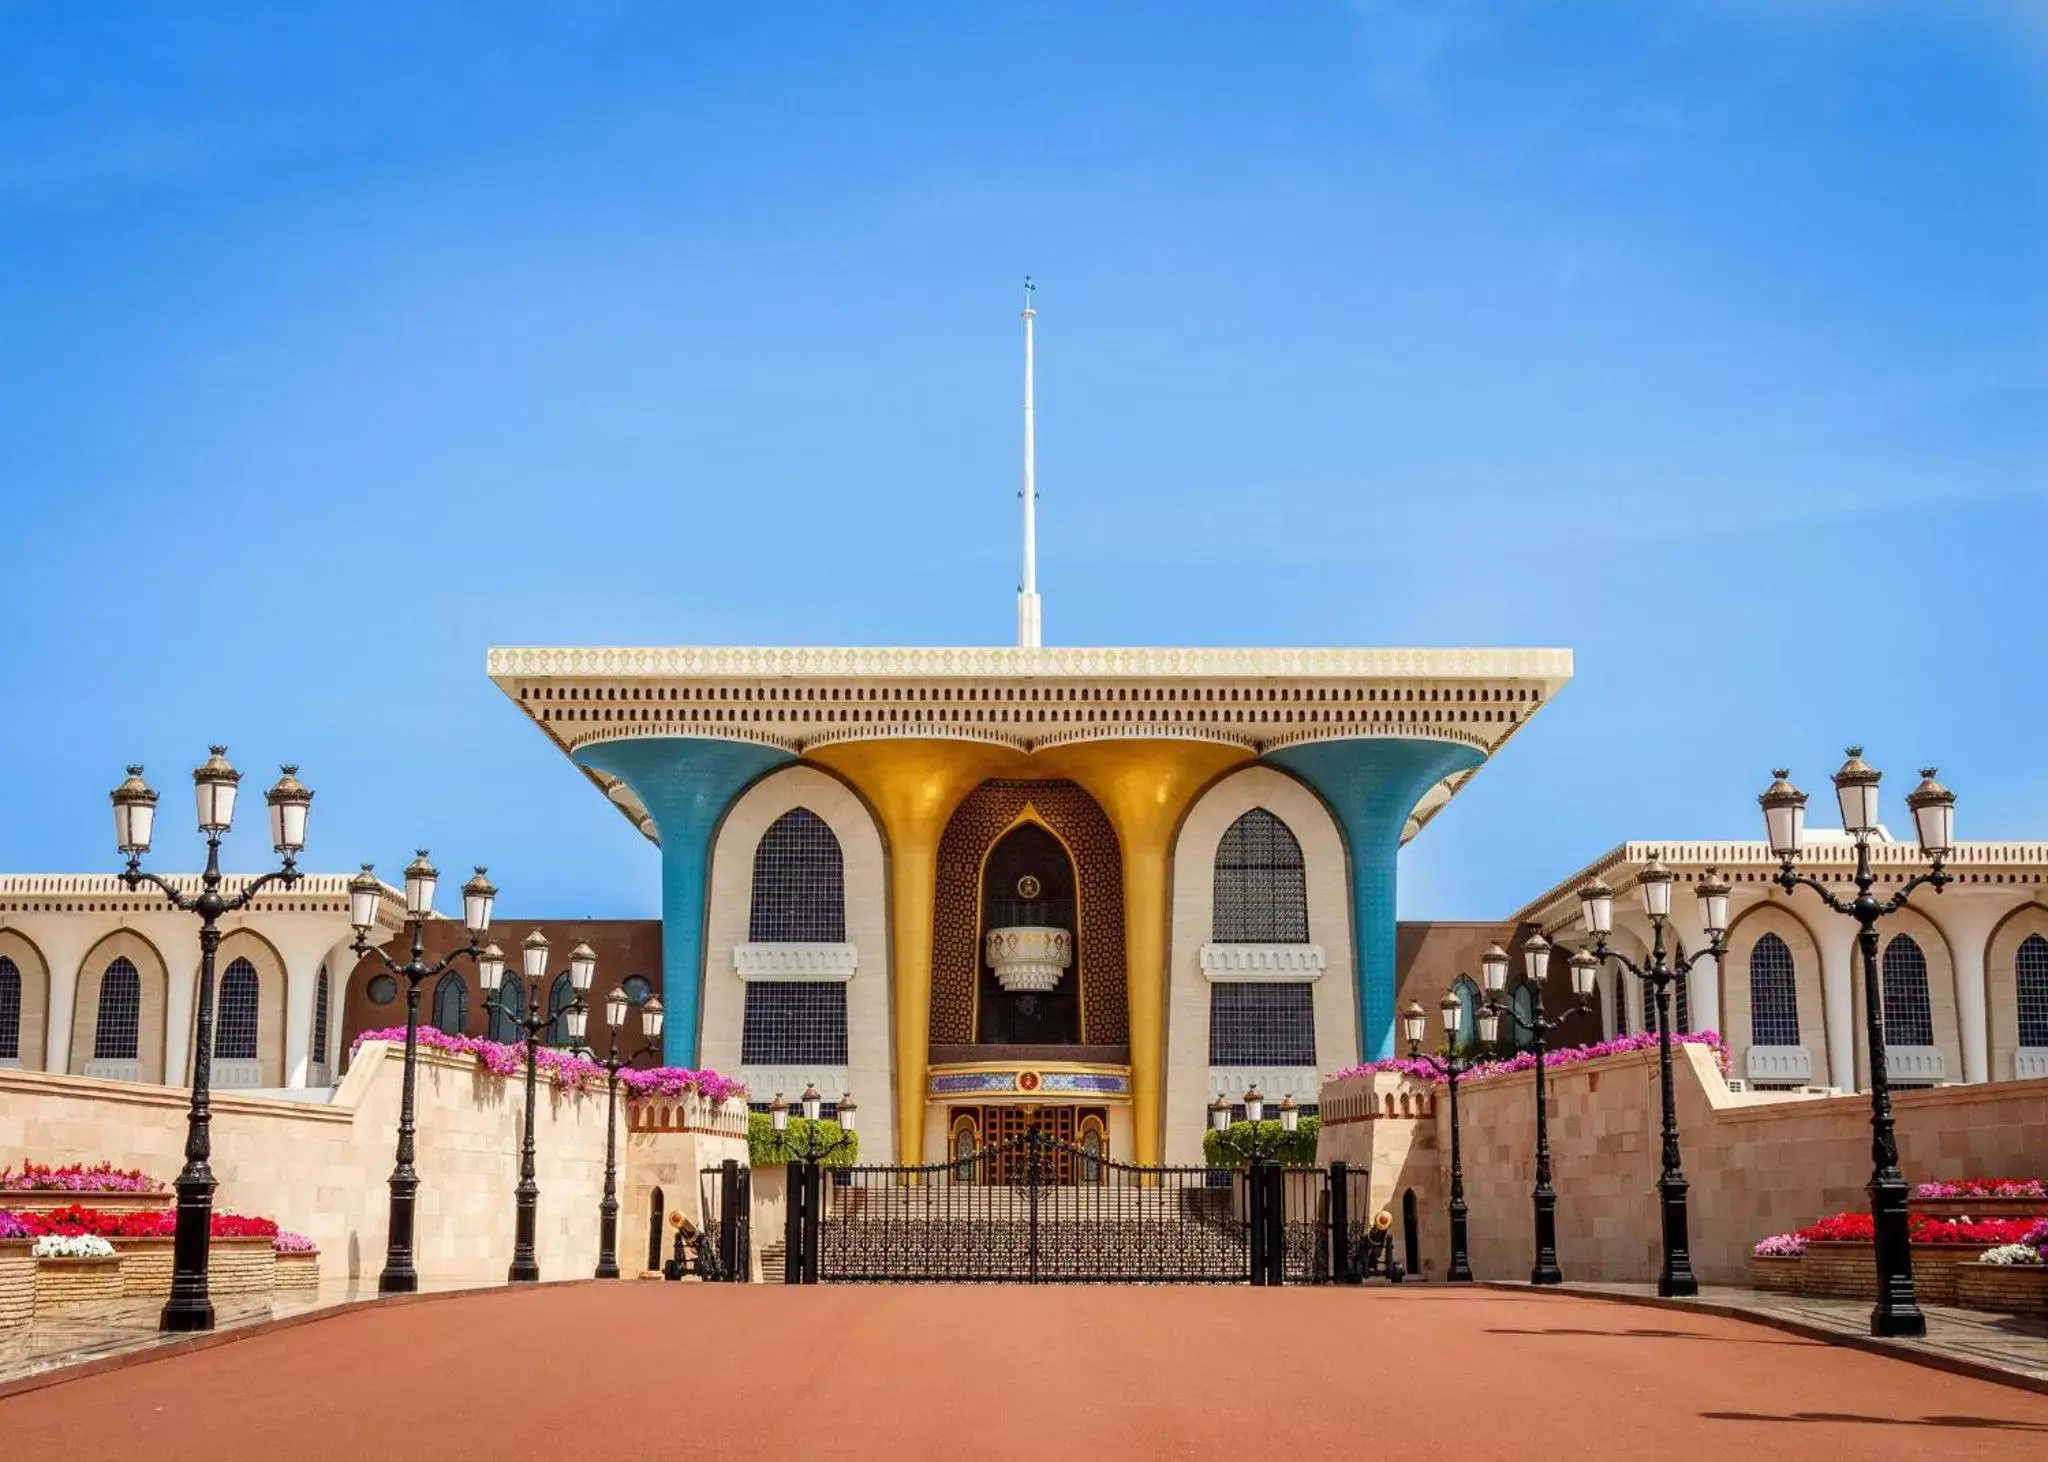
773;1085;859;1285
1208;1086;1298;1286
1479;936;1599;1286
479;930;595;1283
1402;991;1475;1282
1581;858;1730;1299
591;987;664;1279
347;853;496;1295
1760;751;1955;1339
112;752;310;1334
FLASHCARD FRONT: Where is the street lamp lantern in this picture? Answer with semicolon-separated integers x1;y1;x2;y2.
192;746;240;835
1637;858;1674;919
264;766;312;855
1522;932;1551;986
641;996;664;1040
521;929;550;981
1768;752;1955;1338
1475;1005;1501;1046
1577;876;1615;936
1278;1095;1299;1134
116;747;305;1332
838;1094;858;1133
1906;769;1956;858
111;766;158;855
1696;869;1732;939
770;1093;790;1133
460;867;496;935
1408;980;1477;1282
569;942;597;995
1759;769;1808;859
563;1003;588;1044
1401;1000;1427;1049
1439;991;1461;1037
402;851;438;920
1833;746;1882;837
1569;948;1599;1001
477;944;505;993
800;1084;823;1123
1209;1094;1231;1132
1243;1086;1265;1124
1479;944;1509;996
348;864;382;934
606;985;630;1031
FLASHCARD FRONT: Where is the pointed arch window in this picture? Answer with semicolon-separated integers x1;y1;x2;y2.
1749;934;1799;1048
1450;975;1480;1046
1611;971;1629;1037
433;973;468;1036
490;974;524;1044
310;964;331;1070
1510;984;1537;1050
2019;935;2048;1049
1212;809;1309;943
750;808;845;942
94;958;142;1061
1881;935;1935;1047
0;956;20;1061
216;958;260;1062
546;973;576;1047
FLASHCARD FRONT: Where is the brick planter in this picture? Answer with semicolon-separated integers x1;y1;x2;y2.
1;1191;172;1217
35;1254;124;1311
0;1240;34;1328
273;1250;320;1291
1910;1196;2048;1222
1954;1262;2048;1318
1750;1254;1804;1294
117;1235;277;1298
1801;1241;1992;1305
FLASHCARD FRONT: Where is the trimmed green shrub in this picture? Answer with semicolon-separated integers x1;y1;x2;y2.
748;1112;860;1168
1203;1116;1319;1168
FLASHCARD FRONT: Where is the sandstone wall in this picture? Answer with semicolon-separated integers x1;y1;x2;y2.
1320;1048;2048;1285
0;1045;749;1287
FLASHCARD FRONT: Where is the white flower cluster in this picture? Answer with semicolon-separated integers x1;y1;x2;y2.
1978;1243;2043;1267
31;1234;116;1260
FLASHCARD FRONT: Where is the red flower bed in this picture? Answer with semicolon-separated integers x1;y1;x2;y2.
1798;1211;2040;1246
0;1204;278;1239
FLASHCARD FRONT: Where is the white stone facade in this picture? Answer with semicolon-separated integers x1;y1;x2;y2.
0;873;409;1090
1514;839;2048;1093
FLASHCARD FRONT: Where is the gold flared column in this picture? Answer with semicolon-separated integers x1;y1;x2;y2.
1039;740;1251;1165
808;739;1022;1166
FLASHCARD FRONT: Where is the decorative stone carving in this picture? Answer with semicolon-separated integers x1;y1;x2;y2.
1746;1045;1812;1084
1884;1045;1946;1084
985;926;1072;994
2017;1048;2048;1080
733;942;858;982
1199;944;1326;981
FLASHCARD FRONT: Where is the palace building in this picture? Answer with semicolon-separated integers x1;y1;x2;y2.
486;643;1571;1166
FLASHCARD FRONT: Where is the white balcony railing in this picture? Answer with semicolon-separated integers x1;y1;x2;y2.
1746;1045;1812;1084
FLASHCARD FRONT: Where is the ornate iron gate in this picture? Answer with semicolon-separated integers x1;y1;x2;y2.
810;1130;1256;1283
696;1159;752;1282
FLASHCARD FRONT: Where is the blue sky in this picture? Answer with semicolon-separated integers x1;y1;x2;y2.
1;2;2042;920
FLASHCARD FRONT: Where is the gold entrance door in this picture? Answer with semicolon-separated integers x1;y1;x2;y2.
958;1106;1110;1185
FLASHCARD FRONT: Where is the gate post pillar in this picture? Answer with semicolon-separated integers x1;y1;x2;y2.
1329;1161;1354;1285
783;1160;806;1285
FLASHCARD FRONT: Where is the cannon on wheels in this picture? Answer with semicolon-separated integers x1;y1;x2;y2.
1351;1209;1405;1284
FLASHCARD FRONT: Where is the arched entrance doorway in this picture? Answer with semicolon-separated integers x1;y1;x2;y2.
978;822;1080;1045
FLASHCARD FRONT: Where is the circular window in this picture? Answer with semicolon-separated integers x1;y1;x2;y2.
1016;874;1042;899
367;974;398;1006
621;975;654;1006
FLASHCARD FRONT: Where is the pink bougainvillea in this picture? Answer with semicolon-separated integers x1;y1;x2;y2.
1331;1030;1730;1087
1913;1179;2047;1199
349;1026;747;1103
0;1161;167;1194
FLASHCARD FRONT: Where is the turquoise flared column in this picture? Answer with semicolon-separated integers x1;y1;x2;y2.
575;737;793;1067
1265;737;1488;1062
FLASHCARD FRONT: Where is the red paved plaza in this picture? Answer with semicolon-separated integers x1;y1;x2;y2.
5;1285;2048;1460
